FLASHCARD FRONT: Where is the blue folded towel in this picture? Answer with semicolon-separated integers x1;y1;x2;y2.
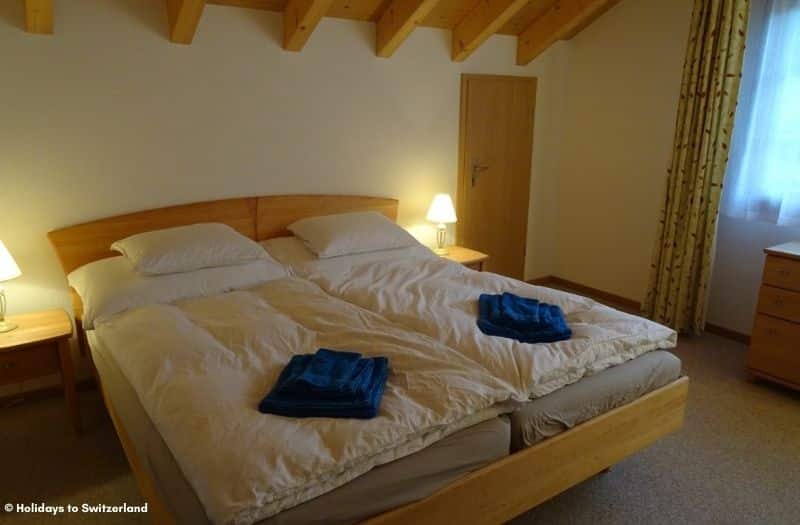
259;349;389;419
477;293;571;343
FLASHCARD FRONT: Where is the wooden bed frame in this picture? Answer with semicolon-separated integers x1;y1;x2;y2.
47;194;689;525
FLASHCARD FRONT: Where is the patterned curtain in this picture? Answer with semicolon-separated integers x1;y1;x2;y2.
643;0;750;333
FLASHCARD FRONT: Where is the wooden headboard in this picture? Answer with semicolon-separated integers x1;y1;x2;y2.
48;195;399;274
48;194;398;322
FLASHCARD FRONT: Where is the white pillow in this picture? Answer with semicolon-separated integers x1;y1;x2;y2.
287;212;419;258
68;256;288;329
261;236;435;277
111;223;267;275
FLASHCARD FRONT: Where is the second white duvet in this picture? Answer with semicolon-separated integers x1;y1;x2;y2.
262;238;678;400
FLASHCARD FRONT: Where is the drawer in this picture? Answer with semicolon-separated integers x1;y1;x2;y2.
757;285;800;323
763;255;800;292
0;343;60;386
747;315;800;386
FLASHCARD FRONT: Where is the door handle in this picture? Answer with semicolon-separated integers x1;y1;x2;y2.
471;160;489;187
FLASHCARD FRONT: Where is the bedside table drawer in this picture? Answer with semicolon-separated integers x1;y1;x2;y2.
757;285;800;323
763;255;800;292
747;315;800;386
0;344;60;386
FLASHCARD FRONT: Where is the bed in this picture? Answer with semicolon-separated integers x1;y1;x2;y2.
48;195;689;525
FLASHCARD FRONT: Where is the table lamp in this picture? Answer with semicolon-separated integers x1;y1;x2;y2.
0;241;22;333
426;193;457;255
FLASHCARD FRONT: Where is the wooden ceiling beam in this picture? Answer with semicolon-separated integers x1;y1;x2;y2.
376;0;441;58
283;0;336;51
451;0;529;62
516;0;619;65
24;0;53;34
166;0;207;44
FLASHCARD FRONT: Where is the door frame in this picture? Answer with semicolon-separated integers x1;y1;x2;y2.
456;73;537;267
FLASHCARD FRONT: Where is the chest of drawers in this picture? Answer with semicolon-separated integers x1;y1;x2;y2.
747;242;800;390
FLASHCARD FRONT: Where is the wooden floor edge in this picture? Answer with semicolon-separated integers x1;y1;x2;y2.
529;275;752;344
363;377;689;525
528;275;642;312
706;323;751;345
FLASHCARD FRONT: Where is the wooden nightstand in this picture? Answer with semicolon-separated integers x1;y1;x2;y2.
441;246;489;271
747;242;800;391
0;309;80;433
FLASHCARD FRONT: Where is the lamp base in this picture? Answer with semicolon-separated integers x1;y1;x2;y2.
0;321;17;333
434;224;448;255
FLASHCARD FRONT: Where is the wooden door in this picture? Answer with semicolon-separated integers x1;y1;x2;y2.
457;74;536;280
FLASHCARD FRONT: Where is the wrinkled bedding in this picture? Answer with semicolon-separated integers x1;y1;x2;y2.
262;238;677;400
93;277;515;525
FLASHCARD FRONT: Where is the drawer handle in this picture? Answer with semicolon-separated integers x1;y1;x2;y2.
773;298;785;307
777;268;792;277
2;362;17;370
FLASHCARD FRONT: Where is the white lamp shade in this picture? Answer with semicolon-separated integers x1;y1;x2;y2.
0;241;21;282
426;194;457;224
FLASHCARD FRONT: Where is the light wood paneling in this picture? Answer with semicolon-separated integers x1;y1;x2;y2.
0;344;59;386
376;0;442;57
757;285;800;324
497;0;555;34
747;244;800;391
48;198;258;275
209;0;564;33
441;246;489;271
328;0;388;20
57;337;81;433
209;0;286;8
762;254;800;291
0;310;72;351
457;74;536;279
452;0;530;61
748;315;800;388
255;195;398;239
0;309;80;433
24;0;53;34
210;0;387;20
283;0;336;50
516;0;620;65
364;377;689;525
166;0;207;44
421;0;476;28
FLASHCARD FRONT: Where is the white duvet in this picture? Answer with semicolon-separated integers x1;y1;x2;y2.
262;238;678;400
93;277;515;525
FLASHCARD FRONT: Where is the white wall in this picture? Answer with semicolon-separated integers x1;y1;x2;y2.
532;0;799;336
0;0;565;394
707;217;800;334
547;0;693;301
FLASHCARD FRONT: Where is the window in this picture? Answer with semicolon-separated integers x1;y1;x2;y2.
722;0;800;227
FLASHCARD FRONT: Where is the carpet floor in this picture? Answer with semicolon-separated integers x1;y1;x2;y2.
1;334;798;525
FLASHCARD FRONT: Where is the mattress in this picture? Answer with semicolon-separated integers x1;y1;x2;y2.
511;350;682;451
89;331;512;525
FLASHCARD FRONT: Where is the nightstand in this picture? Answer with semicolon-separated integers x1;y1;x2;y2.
441;246;489;271
0;309;80;433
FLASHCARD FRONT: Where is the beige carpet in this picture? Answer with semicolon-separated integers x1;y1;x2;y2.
1;334;798;525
